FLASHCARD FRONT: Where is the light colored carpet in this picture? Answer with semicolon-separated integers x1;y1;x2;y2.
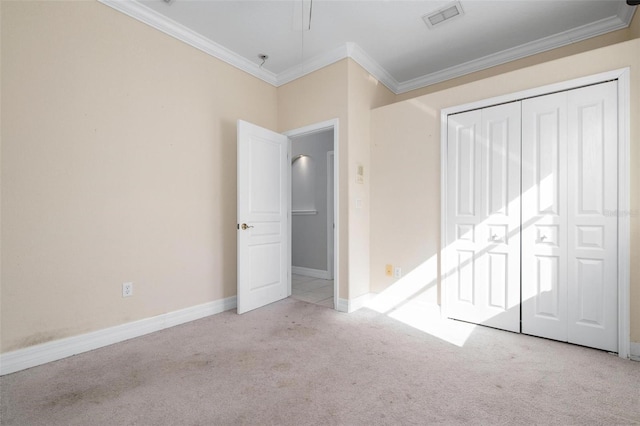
1;298;639;425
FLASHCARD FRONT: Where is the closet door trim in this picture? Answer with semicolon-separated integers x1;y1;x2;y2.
440;68;630;359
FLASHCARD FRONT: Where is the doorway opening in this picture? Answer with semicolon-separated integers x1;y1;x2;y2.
285;120;338;309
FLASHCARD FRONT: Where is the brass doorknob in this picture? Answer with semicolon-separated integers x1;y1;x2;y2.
241;223;254;230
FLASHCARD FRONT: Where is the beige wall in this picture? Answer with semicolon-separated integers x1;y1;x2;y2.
0;1;397;353
346;61;395;299
370;100;441;306
0;1;277;352
371;39;640;342
277;60;350;298
633;8;640;39
277;59;395;300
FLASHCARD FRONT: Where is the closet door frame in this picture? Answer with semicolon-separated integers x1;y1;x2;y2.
440;68;631;359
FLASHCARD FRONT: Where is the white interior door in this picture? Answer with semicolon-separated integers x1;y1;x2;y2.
237;120;290;314
445;102;521;332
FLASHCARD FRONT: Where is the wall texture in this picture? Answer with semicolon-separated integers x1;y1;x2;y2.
371;39;640;342
0;1;277;352
346;61;396;300
370;100;441;306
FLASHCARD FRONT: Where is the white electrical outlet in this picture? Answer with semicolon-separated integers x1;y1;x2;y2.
122;282;133;298
394;267;402;278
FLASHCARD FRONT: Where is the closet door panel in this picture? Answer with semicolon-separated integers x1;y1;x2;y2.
446;110;483;321
455;122;478;217
521;92;569;341
567;81;618;352
446;103;520;332
535;255;560;317
482;103;521;329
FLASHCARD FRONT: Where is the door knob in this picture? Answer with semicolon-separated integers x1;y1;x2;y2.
241;223;254;230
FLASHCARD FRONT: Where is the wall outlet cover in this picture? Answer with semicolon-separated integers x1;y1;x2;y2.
385;264;393;276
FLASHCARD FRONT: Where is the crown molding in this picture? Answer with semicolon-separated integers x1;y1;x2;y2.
396;12;634;93
346;43;400;94
618;1;637;24
100;0;635;95
276;44;350;87
274;43;401;92
98;0;278;85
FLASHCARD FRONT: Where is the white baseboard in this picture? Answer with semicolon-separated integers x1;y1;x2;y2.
0;296;237;376
336;293;375;314
349;293;375;313
291;266;331;280
630;342;640;361
336;298;349;313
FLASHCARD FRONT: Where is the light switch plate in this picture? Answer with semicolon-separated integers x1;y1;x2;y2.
356;163;364;184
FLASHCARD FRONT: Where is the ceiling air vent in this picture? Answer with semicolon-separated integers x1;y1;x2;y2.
423;1;464;29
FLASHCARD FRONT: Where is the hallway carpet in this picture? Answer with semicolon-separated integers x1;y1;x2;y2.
2;298;639;425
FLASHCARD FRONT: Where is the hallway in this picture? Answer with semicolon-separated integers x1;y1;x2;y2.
290;274;334;308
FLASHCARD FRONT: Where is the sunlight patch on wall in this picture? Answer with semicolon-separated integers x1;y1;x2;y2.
367;255;438;314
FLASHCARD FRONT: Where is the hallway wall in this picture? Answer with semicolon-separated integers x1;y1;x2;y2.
291;131;333;275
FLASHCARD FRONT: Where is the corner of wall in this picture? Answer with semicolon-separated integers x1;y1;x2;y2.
629;8;640;39
631;342;640;361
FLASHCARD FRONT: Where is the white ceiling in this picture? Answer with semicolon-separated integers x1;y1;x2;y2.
101;0;636;94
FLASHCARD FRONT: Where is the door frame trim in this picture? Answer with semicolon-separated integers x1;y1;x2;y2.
327;151;335;280
440;68;631;358
284;119;340;310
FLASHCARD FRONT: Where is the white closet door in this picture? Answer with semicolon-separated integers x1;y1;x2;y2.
566;81;618;352
522;82;618;351
521;92;569;341
446;109;482;326
446;102;521;332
